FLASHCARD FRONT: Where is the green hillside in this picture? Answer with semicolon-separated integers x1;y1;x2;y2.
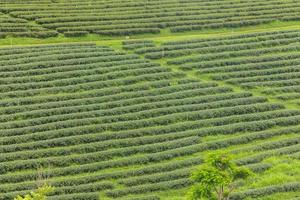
1;0;300;37
0;1;299;200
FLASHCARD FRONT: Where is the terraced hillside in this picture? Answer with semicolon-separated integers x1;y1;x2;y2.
0;0;300;200
131;30;300;106
0;43;299;200
2;0;300;37
0;10;57;38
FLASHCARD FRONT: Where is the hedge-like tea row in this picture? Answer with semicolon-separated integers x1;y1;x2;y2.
2;0;300;37
127;195;160;200
232;136;300;154
0;43;299;199
3;192;100;200
106;178;191;198
133;29;300;101
137;30;300;55
0;157;202;194
0;137;200;174
0;11;58;38
123;40;155;50
230;182;300;200
143;37;300;60
236;143;300;165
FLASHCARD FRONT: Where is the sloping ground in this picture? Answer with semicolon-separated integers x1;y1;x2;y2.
1;0;300;37
0;11;57;38
121;33;300;199
130;30;300;107
0;43;299;200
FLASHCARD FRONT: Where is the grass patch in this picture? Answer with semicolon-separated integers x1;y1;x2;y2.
2;21;300;48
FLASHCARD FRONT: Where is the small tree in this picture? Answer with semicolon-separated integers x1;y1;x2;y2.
187;153;252;200
14;184;54;200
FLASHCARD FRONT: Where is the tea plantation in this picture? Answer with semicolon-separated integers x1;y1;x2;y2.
0;0;299;200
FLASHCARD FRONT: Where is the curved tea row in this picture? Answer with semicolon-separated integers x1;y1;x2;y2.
1;0;300;37
0;43;299;199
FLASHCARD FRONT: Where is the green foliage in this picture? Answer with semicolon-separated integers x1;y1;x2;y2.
230;182;300;200
187;153;252;200
137;29;300;102
245;157;300;188
0;41;299;200
2;1;300;38
14;184;54;200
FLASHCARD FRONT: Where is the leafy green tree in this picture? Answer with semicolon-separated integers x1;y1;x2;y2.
14;184;54;200
187;153;252;200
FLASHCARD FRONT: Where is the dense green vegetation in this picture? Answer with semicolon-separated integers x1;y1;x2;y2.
14;184;54;200
187;153;252;200
121;28;300;199
1;0;300;37
131;30;300;106
0;0;299;200
0;12;57;38
0;42;298;200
